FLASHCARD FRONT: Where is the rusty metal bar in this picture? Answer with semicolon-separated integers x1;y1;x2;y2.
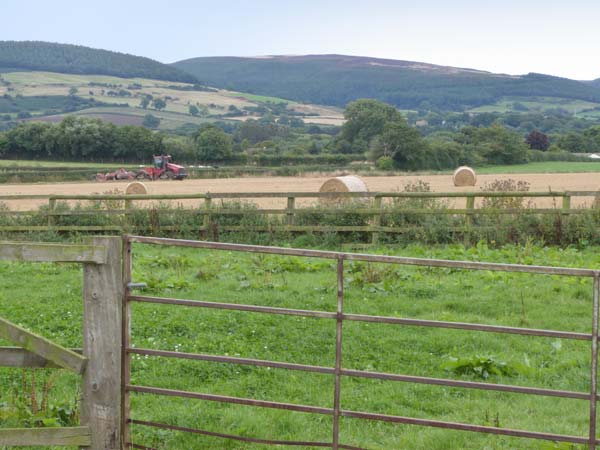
340;369;589;400
332;256;344;449
129;295;590;341
126;384;594;446
342;313;592;341
589;273;600;450
128;348;589;400
128;295;337;320
128;348;335;375
340;410;595;445
127;385;333;416
128;294;590;341
129;419;356;448
126;236;597;277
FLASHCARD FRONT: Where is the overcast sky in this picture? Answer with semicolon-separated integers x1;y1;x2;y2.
3;0;599;80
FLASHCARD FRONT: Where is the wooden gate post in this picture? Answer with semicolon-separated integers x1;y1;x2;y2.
81;237;123;450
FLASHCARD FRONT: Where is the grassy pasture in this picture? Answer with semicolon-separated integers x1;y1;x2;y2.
1;242;599;449
468;96;600;114
1;158;600;174
475;161;600;174
225;91;290;104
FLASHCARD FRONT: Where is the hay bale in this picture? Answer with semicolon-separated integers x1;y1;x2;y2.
453;166;477;187
125;182;148;195
319;175;368;203
320;175;368;193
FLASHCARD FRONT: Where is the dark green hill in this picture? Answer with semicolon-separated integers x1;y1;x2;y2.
0;41;197;83
589;78;600;89
173;54;600;110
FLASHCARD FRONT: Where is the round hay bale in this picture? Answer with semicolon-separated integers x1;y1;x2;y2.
319;175;368;203
125;182;148;195
320;175;368;193
453;166;477;187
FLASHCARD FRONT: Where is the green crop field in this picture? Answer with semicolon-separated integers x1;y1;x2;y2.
468;96;600;114
225;91;290;104
0;159;133;169
53;106;218;130
1;242;599;449
474;161;600;174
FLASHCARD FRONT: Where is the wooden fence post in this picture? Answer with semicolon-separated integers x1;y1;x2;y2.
371;196;383;245
48;198;56;228
466;196;475;226
82;237;123;450
286;197;296;226
203;195;212;236
562;194;571;215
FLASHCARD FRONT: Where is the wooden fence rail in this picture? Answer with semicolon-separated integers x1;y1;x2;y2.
0;191;599;243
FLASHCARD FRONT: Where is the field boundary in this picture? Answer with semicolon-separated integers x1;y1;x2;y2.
0;190;598;243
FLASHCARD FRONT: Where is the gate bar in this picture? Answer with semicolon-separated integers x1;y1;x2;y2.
341;410;596;445
128;419;363;449
126;236;596;277
128;295;591;341
127;347;590;400
126;384;596;446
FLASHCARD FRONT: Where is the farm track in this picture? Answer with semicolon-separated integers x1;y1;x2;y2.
0;172;599;210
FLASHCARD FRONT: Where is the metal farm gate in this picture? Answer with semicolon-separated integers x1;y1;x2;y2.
121;236;600;449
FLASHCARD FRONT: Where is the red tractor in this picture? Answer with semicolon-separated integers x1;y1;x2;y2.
136;155;188;180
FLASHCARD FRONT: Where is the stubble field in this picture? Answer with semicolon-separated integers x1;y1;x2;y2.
0;172;599;211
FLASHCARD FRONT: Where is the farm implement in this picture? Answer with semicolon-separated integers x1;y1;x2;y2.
95;155;188;181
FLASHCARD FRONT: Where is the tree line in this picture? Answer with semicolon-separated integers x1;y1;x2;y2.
1;99;599;169
0;41;196;83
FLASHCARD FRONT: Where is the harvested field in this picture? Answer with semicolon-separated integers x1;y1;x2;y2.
1;172;599;211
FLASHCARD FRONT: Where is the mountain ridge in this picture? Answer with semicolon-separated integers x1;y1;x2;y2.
172;54;600;110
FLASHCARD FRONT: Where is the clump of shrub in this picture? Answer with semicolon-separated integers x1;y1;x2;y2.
375;156;394;170
480;178;532;209
441;355;521;379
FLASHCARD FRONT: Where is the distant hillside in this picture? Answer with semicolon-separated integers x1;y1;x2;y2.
0;41;197;83
173;54;600;110
590;78;600;89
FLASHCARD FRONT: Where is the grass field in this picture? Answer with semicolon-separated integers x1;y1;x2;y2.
36;106;218;130
0;159;138;169
2;159;598;173
0;242;598;449
468;96;600;114
225;91;290;104
475;161;600;174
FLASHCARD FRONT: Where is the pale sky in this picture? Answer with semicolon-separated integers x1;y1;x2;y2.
3;0;599;80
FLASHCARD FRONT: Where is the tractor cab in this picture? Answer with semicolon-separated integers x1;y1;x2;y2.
153;155;171;169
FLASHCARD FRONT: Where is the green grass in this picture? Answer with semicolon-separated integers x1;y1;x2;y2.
63;106;219;130
1;241;600;448
225;91;291;104
468;96;600;114
474;161;600;174
0;159;137;169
